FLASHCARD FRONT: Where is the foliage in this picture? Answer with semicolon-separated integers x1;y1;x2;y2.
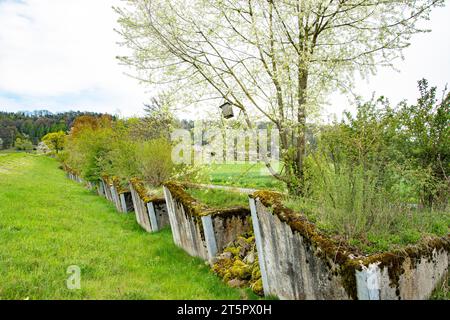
0;110;107;148
430;275;449;300
14;137;33;152
115;0;443;193
135;138;174;186
283;80;450;252
41;131;66;154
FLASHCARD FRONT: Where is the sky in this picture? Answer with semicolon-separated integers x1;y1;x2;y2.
0;0;449;119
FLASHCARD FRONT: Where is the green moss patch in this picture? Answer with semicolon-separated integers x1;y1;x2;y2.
130;178;164;203
212;230;263;296
284;196;449;254
164;182;250;218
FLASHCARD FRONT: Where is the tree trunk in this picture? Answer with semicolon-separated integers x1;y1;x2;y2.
286;67;308;196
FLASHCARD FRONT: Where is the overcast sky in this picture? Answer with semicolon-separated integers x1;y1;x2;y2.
0;0;449;119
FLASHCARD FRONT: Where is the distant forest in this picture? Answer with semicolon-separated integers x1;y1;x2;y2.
0;110;107;149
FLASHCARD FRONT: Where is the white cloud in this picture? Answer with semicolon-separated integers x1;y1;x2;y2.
0;0;149;116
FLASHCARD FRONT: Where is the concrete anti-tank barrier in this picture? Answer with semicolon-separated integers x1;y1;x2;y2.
129;179;169;233
250;191;449;300
163;182;252;263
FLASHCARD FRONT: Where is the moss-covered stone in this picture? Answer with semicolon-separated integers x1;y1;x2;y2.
212;230;263;296
62;164;80;176
250;278;264;296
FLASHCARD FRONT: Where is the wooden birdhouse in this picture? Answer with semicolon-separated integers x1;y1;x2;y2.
219;102;234;119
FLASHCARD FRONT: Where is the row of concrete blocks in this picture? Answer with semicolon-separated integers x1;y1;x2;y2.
163;185;252;262
128;182;169;233
163;185;449;300
67;173;95;191
67;173;449;300
67;173;169;233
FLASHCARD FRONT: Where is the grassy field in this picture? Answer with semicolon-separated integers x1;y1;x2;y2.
0;153;256;300
186;188;249;208
202;162;285;191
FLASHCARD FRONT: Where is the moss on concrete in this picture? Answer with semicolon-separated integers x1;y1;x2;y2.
252;190;450;300
130;178;164;203
164;181;250;218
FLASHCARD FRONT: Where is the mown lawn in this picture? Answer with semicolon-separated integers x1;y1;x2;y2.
0;153;255;300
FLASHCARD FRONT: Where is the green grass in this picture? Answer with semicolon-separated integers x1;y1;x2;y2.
284;197;450;254
202;162;285;191
0;153;257;300
430;274;449;300
186;188;249;208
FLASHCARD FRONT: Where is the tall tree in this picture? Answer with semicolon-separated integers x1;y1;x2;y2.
116;0;444;194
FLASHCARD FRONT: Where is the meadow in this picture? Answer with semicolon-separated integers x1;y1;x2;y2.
0;153;256;300
201;162;284;191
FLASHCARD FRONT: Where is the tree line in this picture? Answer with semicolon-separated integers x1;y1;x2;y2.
0;110;108;149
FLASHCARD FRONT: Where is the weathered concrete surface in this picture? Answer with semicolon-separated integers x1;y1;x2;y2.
212;213;252;254
163;182;252;263
129;183;169;233
119;192;134;213
251;197;350;300
147;199;170;232
163;185;209;260
251;195;449;300
130;183;152;232
359;249;449;300
102;179;114;203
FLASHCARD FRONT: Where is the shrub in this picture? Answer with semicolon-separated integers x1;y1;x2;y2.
136;138;173;186
64;116;113;181
15;137;33;152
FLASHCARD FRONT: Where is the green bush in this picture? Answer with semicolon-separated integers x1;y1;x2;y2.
64;117;113;181
14;137;33;152
135;138;173;186
284;84;449;252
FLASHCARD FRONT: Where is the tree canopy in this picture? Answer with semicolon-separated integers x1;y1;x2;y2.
0;111;108;149
116;0;444;194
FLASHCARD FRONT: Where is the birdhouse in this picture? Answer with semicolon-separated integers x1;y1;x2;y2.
219;102;234;119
